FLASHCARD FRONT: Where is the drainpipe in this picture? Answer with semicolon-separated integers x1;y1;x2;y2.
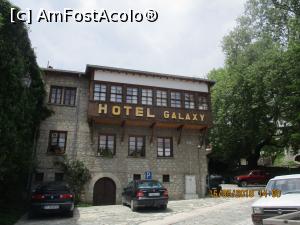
72;74;82;160
26;126;39;199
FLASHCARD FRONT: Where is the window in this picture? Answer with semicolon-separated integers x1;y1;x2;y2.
157;137;173;157
110;86;122;103
49;86;63;104
170;92;181;108
198;96;208;110
48;131;67;154
141;89;153;105
63;87;76;105
55;173;64;181
133;174;141;180
184;93;195;109
128;136;145;157
49;86;77;106
126;87;138;104
163;175;170;183
35;173;44;182
156;90;167;107
94;83;106;101
98;134;116;157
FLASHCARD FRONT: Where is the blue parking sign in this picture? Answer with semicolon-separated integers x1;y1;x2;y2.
145;171;152;180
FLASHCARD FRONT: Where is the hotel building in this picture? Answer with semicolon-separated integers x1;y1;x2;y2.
34;65;214;205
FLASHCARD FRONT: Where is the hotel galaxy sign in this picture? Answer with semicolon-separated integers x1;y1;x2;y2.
97;103;206;122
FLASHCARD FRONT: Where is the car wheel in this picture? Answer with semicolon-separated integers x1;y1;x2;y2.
66;210;74;217
131;200;137;212
240;181;247;187
161;205;167;210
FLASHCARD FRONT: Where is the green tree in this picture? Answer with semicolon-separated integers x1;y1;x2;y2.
0;0;51;206
209;0;300;168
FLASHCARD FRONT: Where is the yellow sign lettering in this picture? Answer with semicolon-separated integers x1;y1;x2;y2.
163;111;169;119
124;105;132;116
192;113;198;120
112;106;121;115
146;108;155;118
135;107;144;117
171;112;177;119
98;104;107;114
200;114;205;121
96;104;206;123
185;113;191;120
178;113;184;120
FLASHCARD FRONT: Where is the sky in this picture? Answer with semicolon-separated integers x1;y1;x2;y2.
11;0;247;78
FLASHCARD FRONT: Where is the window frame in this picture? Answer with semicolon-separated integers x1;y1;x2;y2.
63;87;77;105
128;136;146;157
184;93;195;109
110;85;123;103
162;174;170;183
90;81;211;110
97;134;116;157
126;87;138;104
48;130;67;155
157;137;173;157
141;89;153;105
49;86;63;104
133;174;141;180
35;173;44;182
170;92;181;108
49;86;77;106
93;83;107;101
156;90;168;107
198;95;209;110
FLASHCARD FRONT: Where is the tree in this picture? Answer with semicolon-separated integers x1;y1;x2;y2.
209;0;300;168
0;0;51;206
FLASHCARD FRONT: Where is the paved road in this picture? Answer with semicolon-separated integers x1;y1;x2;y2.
16;198;256;225
173;198;254;225
16;185;260;225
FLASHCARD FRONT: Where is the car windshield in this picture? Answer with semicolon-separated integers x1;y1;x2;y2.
266;178;300;194
137;181;163;189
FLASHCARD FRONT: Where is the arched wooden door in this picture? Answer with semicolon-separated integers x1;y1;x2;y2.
93;177;116;205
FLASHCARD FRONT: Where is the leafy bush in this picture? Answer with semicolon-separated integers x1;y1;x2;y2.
0;0;51;207
57;159;91;204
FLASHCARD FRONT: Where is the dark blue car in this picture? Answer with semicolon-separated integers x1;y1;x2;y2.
29;182;74;218
122;180;168;211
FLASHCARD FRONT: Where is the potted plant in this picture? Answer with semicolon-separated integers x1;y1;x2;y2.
97;148;113;158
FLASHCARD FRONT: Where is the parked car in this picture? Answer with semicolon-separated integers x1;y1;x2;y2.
29;182;75;218
235;170;270;187
206;174;224;194
252;174;300;225
122;179;168;211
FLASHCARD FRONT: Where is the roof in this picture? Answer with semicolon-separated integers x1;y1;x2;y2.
42;67;84;75
41;65;216;85
86;64;215;85
271;174;300;180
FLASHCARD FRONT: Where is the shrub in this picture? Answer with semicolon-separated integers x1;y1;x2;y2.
57;159;91;204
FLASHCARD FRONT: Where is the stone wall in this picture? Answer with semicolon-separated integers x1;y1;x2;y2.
35;71;209;204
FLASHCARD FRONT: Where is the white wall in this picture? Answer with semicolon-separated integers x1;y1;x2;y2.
94;70;208;93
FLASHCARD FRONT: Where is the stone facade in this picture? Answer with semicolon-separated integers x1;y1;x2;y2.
35;67;213;205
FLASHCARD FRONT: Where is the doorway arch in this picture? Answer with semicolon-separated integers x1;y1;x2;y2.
93;177;116;205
